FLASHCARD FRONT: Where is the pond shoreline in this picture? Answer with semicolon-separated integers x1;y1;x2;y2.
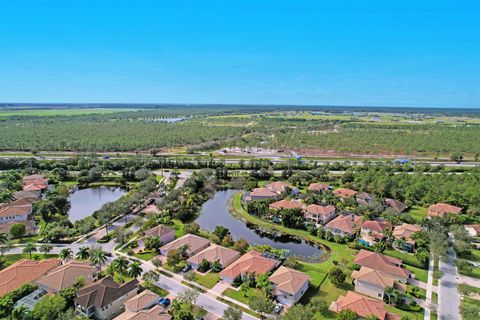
228;191;332;263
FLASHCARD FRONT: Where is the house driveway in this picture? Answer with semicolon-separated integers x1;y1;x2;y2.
211;281;231;295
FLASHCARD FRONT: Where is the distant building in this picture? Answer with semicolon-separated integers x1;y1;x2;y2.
159;234;210;257
392;223;422;252
384;198;406;214
266;181;299;195
187;244;241;270
465;224;480;237
135;225;175;253
359;220;392;247
308;183;330;193
269;199;303;211
303;204;336;225
356;192;374;206
332;188;357;199
244;187;279;203
324;214;363;238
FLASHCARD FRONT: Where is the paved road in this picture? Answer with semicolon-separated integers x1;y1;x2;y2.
438;244;461;320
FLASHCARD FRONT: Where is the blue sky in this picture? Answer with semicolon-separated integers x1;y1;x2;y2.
0;0;479;107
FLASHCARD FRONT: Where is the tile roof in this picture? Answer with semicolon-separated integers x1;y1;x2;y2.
13;190;40;200
0;206;31;218
332;188;357;198
35;260;96;292
325;214;363;234
308;183;330;192
465;224;480;235
123;290;159;312
0;220;36;235
428;203;462;217
75;276;139;309
115;305;171;320
304;204;335;216
187;244;241;267
269;199;303;210
22;184;48;191
392;223;422;242
361;220;392;233
220;250;277;279
352;267;396;288
354;250;410;279
23;174;46;181
266;181;293;193
331;291;400;320
250;188;278;198
269;266;310;295
159;234;210;255
144;225;175;238
0;259;61;297
384;199;406;213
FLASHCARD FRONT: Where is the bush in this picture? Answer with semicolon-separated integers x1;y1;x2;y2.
97;234;112;243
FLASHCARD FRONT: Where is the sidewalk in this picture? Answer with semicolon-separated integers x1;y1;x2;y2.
424;255;435;320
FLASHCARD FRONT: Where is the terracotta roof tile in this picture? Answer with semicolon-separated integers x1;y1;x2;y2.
325;214;363;235
304;204;335;216
269;266;310;295
269;199;303;210
331;291;400;320
354;250;410;279
187;244;240;267
220;250;277;279
428;203;462;217
75;276;139;309
308;183;329;192
333;188;357;198
35;260;96;292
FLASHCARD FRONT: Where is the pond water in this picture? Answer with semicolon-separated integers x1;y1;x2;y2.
68;186;126;222
195;189;327;262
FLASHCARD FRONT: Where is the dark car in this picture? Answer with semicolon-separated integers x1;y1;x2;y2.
159;298;171;307
182;264;192;273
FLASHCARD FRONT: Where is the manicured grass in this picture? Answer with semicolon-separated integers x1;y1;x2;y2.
384;249;427;269
405;264;428;283
223;287;264;305
216;297;261;318
134;251;157;261
172;219;185;237
2;254;59;269
295;262;328;287
194;271;220;289
385;304;424;320
181;281;207;293
407;206;428;223
407;285;427;300
141;282;168;297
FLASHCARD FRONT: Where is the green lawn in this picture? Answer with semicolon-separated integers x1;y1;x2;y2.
141;282;168;297
2;254;59;269
384;249;427;269
222;287;264;305
405;264;428;283
134;251;157;261
407;206;428;223
194;271;220;289
407;285;427;300
385;304;424;320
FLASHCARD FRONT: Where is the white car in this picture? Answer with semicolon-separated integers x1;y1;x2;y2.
273;303;283;314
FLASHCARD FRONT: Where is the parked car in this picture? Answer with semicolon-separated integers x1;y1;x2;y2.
182;264;192;273
159;298;171;307
274;303;283;314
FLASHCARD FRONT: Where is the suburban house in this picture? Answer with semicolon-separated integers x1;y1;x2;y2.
465;224;480;237
359;220;392;247
324;214;363;238
354;250;411;283
22;174;48;185
35;260;97;293
392;223;422;252
329;291;401;320
0;198;34;224
332;188;357;199
427;203;462;218
352;267;406;300
356;192;374;206
136;225;175;253
308;182;330;193
384;198;406;214
0;220;37;236
0;258;61;297
159;234;210;257
220;250;278;283
303;204;336;225
266;181;299;195
269;199;303;211
114;290;171;320
244;187;278;202
268;266;310;305
187;244;241;270
75;276;139;320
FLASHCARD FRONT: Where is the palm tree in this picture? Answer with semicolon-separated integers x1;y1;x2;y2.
128;261;143;278
90;248;108;267
39;244;53;255
22;243;37;259
113;257;129;275
59;248;73;263
0;233;8;245
76;246;90;260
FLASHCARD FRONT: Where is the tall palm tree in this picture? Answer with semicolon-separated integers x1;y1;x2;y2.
76;246;90;260
113;257;129;275
22;243;37;259
59;248;73;263
90;248;108;267
128;261;143;278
